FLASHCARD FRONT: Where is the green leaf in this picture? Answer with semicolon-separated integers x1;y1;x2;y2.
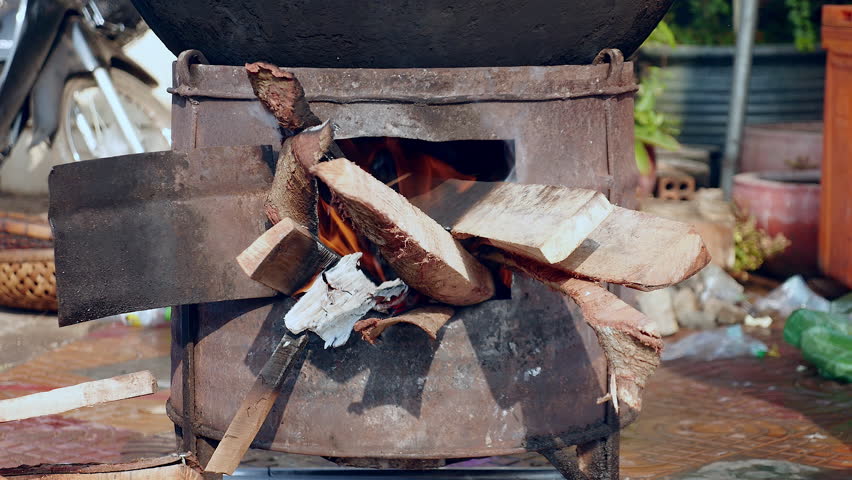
635;126;681;151
634;139;652;175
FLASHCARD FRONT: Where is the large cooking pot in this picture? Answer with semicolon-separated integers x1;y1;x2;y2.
131;0;672;67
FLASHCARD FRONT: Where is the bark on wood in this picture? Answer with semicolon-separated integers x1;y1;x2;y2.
485;251;661;412
354;306;455;344
311;159;495;306
413;180;614;264
204;335;308;475
264;134;318;231
0;455;195;477
0;371;157;423
285;253;408;348
245;62;321;132
0;462;202;480
553;206;711;291
237;217;339;295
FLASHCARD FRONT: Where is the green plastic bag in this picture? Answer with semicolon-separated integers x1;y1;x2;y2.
784;308;852;382
784;309;852;348
800;327;852;382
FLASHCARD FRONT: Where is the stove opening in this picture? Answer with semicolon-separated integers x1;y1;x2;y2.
318;137;515;299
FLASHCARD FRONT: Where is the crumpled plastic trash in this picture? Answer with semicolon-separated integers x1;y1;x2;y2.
662;325;768;361
753;275;830;318
698;264;745;304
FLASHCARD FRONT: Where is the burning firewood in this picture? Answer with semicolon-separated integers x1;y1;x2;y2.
245;62;321;132
354;306;455;344
484;250;662;412
237;218;339;295
311;159;496;306
417;180;710;291
264;133;318;230
414;180;614;264
554;206;710;290
285;253;408;348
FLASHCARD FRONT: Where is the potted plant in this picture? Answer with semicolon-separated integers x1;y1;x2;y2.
640;0;829;148
634;21;682;196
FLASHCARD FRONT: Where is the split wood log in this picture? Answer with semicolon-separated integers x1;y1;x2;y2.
264;122;338;229
245;62;321;132
354;306;455;344
485;251;661;412
237;217;339;295
553;206;710;291
311;159;495;305
0;462;202;480
245;63;345;160
285;253;408;348
416;180;710;290
412;180;614;264
204;334;308;475
0;371;157;423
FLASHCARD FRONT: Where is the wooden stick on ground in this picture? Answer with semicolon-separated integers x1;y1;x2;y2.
237;217;339;295
312;159;495;306
485;251;662;412
354;306;455;344
413;180;614;264
205;335;308;475
0;462;202;480
0;371;157;423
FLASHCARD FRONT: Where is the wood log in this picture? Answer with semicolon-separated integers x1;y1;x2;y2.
553;206;711;291
412;180;614;264
264;122;340;229
237;217;338;295
245;62;321;132
285;253;408;348
0;454;200;477
416;180;710;290
354;306;455;344
0;371;157;423
264;135;318;230
311;159;495;306
204;335;308;475
484;251;661;412
0;462;202;480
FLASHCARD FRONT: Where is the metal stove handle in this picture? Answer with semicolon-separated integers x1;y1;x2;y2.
593;48;625;85
169;49;209;98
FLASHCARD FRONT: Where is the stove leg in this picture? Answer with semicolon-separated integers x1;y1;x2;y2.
541;432;619;480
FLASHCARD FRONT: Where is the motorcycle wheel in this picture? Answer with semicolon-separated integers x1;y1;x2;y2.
0;69;170;195
55;68;171;163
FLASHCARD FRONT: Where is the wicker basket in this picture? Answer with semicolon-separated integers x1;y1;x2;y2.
0;213;56;312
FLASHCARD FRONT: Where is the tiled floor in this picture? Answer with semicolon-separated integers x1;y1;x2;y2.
0;321;848;478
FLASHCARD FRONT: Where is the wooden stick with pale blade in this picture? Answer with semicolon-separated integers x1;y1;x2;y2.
204;335;308;475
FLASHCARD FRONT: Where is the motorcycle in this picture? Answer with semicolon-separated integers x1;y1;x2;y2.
0;0;170;194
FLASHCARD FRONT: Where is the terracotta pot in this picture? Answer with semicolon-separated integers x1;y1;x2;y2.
732;171;821;277
741;122;823;172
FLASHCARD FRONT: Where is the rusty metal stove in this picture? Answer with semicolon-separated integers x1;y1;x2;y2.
165;49;638;479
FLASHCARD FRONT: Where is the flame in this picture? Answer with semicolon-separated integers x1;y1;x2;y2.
316;138;477;282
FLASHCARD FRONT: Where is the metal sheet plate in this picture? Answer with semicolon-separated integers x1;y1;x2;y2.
49;145;277;325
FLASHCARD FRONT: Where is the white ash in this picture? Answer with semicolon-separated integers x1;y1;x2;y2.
284;253;407;348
